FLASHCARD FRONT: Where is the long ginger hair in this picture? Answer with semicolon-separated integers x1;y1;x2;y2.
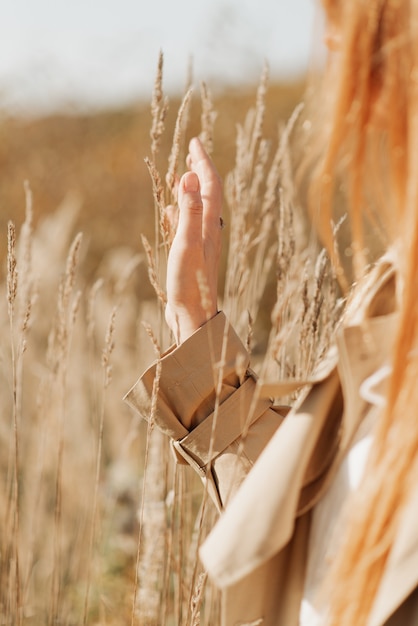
310;0;418;623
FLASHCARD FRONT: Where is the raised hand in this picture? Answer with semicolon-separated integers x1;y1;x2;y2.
165;137;223;344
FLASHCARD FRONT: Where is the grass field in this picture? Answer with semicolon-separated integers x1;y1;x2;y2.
0;66;339;625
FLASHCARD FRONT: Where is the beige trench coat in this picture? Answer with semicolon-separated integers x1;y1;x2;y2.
125;259;418;625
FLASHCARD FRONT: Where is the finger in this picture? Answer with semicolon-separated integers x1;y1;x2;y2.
187;137;223;238
176;171;203;244
188;137;218;182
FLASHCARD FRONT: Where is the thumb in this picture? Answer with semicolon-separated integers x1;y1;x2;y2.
176;171;203;243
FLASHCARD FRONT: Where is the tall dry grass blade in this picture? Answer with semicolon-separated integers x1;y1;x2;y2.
145;157;165;221
141;234;167;307
190;572;207;626
222;68;279;336
160;467;178;626
145;157;174;250
87;278;104;342
150;50;169;163
199;82;216;156
102;306;117;389
172;465;187;625
131;356;162;626
7;222;18;320
262;230;340;399
141;321;162;357
83;306;117;625
6;220;22;626
17;181;35;347
261;102;304;218
248;61;269;166
165;88;193;202
48;233;83;625
223;91;306;344
150;50;170;261
180;57;195;157
183;321;230;625
47;232;83;374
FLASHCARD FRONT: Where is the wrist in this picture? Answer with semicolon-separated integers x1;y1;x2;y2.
166;305;218;345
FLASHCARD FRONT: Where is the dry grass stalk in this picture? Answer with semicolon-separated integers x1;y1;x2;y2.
140;234;167;307
145;157;165;219
222;68;300;338
2;199;44;624
5;196;37;624
180;59;194;157
16;182;35;353
1;198;148;624
181;323;231;624
170;465;200;625
145;156;174;249
46;233;83;625
87;278;104;342
263;237;341;399
7;222;18;319
166;88;193;202
83;306;117;624
245;311;254;354
150;50;169;163
199;82;216;155
249;62;269;159
132;360;167;626
190;572;208;626
102;306;117;389
149;51;170;265
47;232;83;374
141;321;162;358
6;220;21;625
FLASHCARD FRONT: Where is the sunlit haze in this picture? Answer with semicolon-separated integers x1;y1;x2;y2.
0;0;318;114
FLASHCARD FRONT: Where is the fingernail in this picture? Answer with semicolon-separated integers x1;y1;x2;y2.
184;172;199;192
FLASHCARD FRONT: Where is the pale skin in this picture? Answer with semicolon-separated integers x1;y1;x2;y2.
165;137;223;344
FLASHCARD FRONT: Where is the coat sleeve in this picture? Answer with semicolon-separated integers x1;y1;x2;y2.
124;312;286;510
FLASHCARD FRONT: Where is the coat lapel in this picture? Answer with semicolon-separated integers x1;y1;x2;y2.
201;310;402;596
200;368;341;587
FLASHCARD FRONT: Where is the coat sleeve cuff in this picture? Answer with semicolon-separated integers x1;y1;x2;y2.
123;312;250;437
124;311;286;510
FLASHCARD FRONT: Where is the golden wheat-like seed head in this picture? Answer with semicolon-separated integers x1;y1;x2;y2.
141;234;167;307
7;221;18;315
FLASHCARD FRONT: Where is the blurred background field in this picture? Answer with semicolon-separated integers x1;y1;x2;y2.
0;1;324;623
0;79;305;280
0;73;311;624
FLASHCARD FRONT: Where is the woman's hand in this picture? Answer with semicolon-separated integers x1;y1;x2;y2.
165;137;223;344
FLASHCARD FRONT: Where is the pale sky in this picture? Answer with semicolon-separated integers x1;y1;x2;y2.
0;0;319;115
